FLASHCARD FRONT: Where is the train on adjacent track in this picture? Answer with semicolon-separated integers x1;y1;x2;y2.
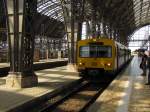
77;38;131;77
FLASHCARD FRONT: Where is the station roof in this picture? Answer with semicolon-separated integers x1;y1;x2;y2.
84;0;150;38
37;0;65;38
37;0;64;22
34;13;65;38
37;0;150;42
0;0;149;43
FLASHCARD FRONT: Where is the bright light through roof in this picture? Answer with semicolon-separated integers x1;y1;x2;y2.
129;25;150;51
37;0;64;22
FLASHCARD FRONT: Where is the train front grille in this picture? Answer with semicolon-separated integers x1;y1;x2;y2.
91;62;97;66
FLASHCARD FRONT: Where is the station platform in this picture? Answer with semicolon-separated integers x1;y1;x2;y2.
0;58;68;68
0;66;79;112
0;58;68;76
88;56;150;112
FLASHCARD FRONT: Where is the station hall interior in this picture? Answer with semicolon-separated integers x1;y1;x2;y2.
0;0;150;112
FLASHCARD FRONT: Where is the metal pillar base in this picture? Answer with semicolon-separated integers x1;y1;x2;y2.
58;51;62;59
67;63;77;72
6;72;38;88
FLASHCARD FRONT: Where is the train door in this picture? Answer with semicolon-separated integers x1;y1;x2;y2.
114;44;119;70
124;49;126;63
117;45;119;69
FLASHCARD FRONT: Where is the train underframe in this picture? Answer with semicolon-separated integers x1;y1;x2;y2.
78;59;131;79
78;68;115;77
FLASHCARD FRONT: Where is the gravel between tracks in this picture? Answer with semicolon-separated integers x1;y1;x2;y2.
52;84;104;112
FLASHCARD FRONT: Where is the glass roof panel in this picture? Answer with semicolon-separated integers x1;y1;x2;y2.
133;0;150;28
37;0;63;22
128;25;150;51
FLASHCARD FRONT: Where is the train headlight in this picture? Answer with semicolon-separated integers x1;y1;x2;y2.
79;62;84;66
79;62;82;65
105;63;111;67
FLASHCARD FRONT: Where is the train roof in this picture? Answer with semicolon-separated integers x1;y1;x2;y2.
115;41;129;50
78;38;130;50
78;38;114;44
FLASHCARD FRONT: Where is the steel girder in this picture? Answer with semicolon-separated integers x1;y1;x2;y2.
82;0;150;45
6;0;37;75
60;0;85;64
36;0;150;45
0;0;7;41
4;0;150;55
37;0;65;38
34;13;65;38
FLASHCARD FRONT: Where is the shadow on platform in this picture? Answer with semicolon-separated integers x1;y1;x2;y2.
0;89;33;112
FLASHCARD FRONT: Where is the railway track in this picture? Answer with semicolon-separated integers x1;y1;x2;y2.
49;83;108;112
27;78;111;112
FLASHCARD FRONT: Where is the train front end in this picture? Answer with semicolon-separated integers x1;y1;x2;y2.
77;38;115;76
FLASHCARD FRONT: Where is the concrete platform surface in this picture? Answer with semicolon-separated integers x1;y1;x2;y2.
0;63;9;68
0;66;79;112
88;56;150;112
0;58;67;68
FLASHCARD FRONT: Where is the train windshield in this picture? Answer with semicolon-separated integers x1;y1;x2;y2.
79;45;112;58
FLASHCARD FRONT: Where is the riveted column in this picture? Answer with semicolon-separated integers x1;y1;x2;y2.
97;23;101;38
101;17;107;37
86;21;91;39
108;25;112;39
6;0;38;88
91;1;97;38
0;0;8;62
61;0;85;71
113;29;117;40
66;0;76;70
58;40;62;59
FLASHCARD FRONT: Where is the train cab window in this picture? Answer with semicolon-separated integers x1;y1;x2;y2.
79;45;112;58
79;46;90;57
97;46;112;58
90;46;97;57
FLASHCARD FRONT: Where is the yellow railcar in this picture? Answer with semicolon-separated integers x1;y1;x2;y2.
77;38;131;76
